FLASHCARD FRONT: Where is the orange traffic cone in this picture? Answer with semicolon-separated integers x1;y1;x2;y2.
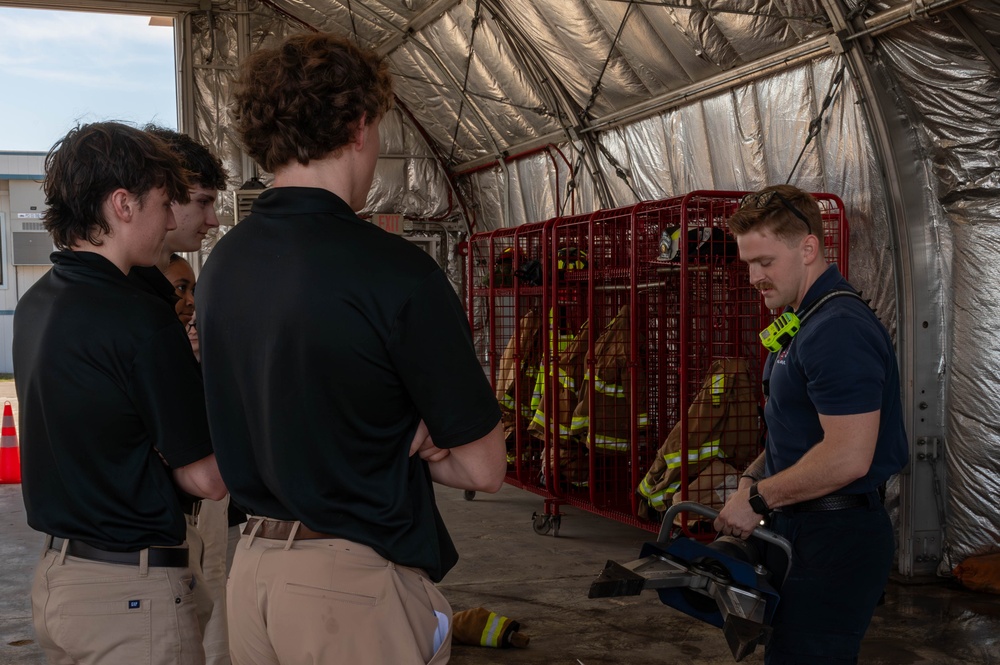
0;401;21;484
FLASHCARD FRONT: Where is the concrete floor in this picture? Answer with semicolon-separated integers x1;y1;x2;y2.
1;380;999;664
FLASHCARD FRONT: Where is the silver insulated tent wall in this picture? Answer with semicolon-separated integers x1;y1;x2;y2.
11;0;998;577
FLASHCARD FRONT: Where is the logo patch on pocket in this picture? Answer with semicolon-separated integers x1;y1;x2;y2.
129;600;141;609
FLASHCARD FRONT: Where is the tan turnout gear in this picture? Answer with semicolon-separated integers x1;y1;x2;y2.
638;357;760;519
528;317;590;483
570;304;648;452
496;309;544;425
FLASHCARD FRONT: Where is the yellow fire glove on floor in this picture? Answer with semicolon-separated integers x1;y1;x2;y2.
452;607;530;648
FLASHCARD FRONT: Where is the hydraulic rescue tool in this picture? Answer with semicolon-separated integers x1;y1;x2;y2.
588;501;793;662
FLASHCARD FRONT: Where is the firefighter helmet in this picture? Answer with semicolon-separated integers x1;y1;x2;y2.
493;246;526;287
515;259;543;286
556;246;588;272
658;227;681;261
657;226;737;264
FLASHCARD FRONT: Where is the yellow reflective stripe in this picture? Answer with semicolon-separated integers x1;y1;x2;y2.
699;439;722;461
594;431;629;451
555;367;575;391
637;413;648;427
663;439;723;469
639;477;681;508
711;373;725;405
584;370;626;397
571;415;589;432
595;442;629;451
585;369;622;397
530;411;574;437
576;370;627;398
530;367;544;411
499;394;516;410
594;433;628;442
480;612;509;647
593;375;625;397
542;365;576;390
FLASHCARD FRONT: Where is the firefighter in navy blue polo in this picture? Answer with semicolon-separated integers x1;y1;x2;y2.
715;185;908;664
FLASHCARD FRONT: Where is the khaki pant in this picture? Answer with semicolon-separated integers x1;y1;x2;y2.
224;525;242;575
228;526;452;665
195;497;232;665
31;541;205;665
186;514;212;634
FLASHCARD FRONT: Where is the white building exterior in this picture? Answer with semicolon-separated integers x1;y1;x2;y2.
0;151;52;374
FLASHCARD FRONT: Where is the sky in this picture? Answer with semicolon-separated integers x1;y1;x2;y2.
0;7;177;153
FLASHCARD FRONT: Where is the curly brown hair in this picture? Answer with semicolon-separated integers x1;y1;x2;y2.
231;33;394;173
43;122;190;250
726;184;824;245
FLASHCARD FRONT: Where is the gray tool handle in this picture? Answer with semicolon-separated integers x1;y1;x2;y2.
658;501;794;567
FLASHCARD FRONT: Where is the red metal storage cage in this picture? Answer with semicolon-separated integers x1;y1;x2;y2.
638;192;764;536
467;191;849;537
468;221;552;496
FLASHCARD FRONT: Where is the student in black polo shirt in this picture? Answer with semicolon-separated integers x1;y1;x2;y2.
198;33;506;665
13;121;227;665
162;252;242;665
132;127;240;665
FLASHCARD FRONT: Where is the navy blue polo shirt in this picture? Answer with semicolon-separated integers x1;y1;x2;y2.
763;265;908;493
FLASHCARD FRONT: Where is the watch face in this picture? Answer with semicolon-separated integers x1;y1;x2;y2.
749;485;770;515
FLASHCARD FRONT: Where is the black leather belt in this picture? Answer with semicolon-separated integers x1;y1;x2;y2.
50;538;189;568
780;492;876;512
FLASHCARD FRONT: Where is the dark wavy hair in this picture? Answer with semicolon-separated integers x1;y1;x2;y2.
231;32;394;173
726;184;825;245
144;125;228;191
43;122;190;250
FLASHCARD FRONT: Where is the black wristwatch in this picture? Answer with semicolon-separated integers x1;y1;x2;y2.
748;482;772;516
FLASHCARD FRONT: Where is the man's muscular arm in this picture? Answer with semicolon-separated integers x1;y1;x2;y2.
173;454;228;501
409;420;507;493
714;410;879;538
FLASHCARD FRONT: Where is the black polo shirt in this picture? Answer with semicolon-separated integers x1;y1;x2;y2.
129;264;204;516
197;187;500;582
130;264;180;306
13;251;214;550
128;264;249;526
